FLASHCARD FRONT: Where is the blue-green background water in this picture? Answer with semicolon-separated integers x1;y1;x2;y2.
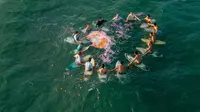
1;0;200;112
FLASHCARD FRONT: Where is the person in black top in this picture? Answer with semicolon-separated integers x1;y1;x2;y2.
96;17;107;27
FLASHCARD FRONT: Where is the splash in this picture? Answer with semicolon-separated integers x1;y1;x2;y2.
86;31;116;63
86;31;112;49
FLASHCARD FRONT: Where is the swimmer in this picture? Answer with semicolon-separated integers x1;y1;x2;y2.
84;57;93;76
72;31;81;44
128;51;142;67
109;61;127;74
85;24;91;34
148;23;158;34
143;40;153;56
125;12;141;22
96;17;107;27
98;64;108;75
144;14;152;23
112;14;122;24
149;32;156;43
74;51;84;65
76;42;83;53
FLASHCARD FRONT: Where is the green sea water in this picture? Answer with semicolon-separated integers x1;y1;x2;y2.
0;0;200;112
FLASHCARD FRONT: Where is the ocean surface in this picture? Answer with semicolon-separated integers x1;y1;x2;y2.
0;0;200;112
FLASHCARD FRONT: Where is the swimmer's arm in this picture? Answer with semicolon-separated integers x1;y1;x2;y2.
85;26;89;31
128;57;136;67
112;17;115;20
134;15;141;21
143;48;150;56
112;16;118;21
108;67;117;72
125;15;130;22
148;23;154;27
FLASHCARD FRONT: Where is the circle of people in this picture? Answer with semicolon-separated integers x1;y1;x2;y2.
70;12;158;79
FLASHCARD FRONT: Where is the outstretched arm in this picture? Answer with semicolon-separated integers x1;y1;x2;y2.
134;15;141;21
148;23;154;27
128;57;136;67
143;48;150;56
108;67;117;72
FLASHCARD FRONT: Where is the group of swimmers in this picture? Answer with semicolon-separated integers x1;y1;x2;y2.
70;12;159;78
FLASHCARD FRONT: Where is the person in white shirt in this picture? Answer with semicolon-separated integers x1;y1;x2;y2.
125;12;141;22
74;51;84;65
84;57;93;72
73;31;81;44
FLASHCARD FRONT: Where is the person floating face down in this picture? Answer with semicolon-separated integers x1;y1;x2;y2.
148;23;158;34
144;14;152;23
109;61;127;74
128;51;142;67
125;12;141;22
98;64;108;75
96;17;107;27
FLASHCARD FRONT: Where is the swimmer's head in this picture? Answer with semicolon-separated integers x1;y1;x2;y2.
130;12;133;14
154;23;157;26
147;14;150;18
134;51;139;55
150;32;154;36
102;64;105;68
120;61;124;65
99;17;102;20
88;57;92;62
75;31;79;34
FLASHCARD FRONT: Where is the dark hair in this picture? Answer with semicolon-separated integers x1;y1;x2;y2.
147;14;150;17
89;57;92;62
100;17;102;19
154;23;157;26
79;42;83;45
75;31;78;34
78;51;81;55
134;51;139;55
102;64;105;68
150;32;154;35
120;61;124;65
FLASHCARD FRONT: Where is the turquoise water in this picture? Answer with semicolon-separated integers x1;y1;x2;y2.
0;0;200;112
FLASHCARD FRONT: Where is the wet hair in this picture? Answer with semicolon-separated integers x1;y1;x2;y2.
134;51;139;55
154;23;157;26
120;61;124;65
99;17;102;19
147;14;150;17
102;64;105;68
75;31;78;34
150;32;154;35
78;51;81;55
88;57;92;62
79;42;83;45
